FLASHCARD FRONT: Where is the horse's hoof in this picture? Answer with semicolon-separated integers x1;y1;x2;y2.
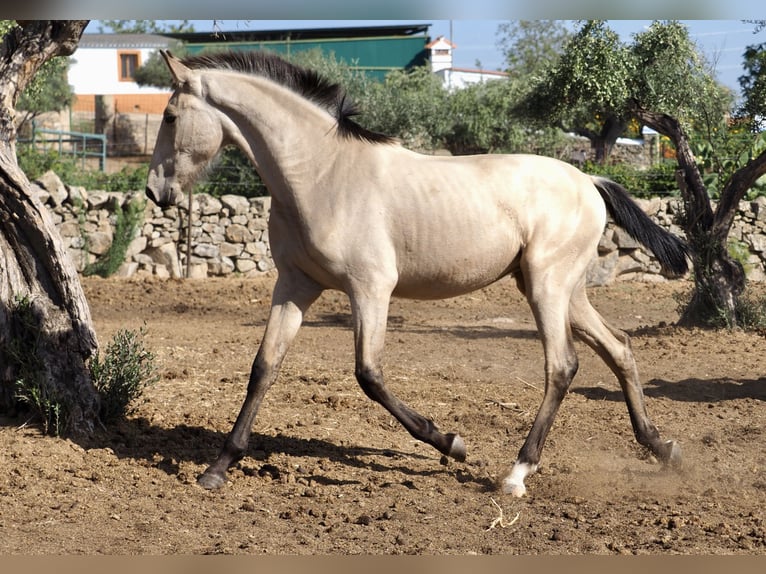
501;461;536;497
197;469;226;490
446;433;466;462
501;477;527;498
664;439;682;469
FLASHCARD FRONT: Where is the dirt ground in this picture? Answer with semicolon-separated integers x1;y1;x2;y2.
1;274;764;555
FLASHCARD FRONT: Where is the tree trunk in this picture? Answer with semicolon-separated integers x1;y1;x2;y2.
573;114;626;164
632;102;766;328
0;21;99;435
594;114;627;163
673;169;746;327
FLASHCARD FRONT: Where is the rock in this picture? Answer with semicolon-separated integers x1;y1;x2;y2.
221;194;250;215
87;231;113;255
197;194;222;215
36;170;67;206
225;223;253;243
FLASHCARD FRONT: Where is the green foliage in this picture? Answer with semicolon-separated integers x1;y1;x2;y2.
2;21;74;133
1;293;158;432
518;20;633;128
496;20;572;80
675;281;766;330
738;41;766;131
83;197;146;278
731;289;766;331
728;238;754;276
194;146;267;198
446;79;524;154
630;21;728;123
17;56;73;117
17;144;149;192
359;65;451;150
3;295;66;436
90;327;158;423
96;19;195;34
583;160;679;197
692;128;766;199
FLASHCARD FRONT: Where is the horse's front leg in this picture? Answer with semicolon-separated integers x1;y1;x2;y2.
197;275;321;489
349;287;466;462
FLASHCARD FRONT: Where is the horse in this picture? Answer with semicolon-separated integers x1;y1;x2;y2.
146;49;687;497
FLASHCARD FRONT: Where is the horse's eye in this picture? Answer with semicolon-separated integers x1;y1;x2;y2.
164;113;176;125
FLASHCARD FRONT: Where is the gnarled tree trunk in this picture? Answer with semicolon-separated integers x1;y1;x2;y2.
0;21;99;434
632;102;766;327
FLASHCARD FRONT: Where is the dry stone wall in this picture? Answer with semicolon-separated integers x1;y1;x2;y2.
30;170;766;285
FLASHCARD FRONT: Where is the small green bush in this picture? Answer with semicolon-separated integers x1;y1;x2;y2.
90;327;158;424
2;295;159;434
83;197;145;278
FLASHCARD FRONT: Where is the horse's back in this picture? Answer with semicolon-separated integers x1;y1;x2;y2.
354;149;606;299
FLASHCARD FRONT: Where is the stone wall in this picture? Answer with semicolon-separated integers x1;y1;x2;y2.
30;170;766;284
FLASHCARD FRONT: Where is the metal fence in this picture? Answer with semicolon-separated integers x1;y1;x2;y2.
25;128;107;171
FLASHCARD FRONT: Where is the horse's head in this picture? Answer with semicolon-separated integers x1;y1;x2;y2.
146;51;225;207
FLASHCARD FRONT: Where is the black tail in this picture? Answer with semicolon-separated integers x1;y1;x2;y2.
592;176;690;276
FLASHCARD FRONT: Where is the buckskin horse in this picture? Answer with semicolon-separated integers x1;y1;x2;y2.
145;50;686;496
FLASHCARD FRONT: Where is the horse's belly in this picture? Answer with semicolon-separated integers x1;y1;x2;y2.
392;244;520;300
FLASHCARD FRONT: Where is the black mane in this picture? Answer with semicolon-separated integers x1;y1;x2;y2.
180;50;396;145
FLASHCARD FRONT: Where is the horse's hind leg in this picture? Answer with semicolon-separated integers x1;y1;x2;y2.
197;273;322;489
568;283;681;467
349;287;466;462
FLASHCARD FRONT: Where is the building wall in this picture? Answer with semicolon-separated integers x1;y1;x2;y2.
69;46;169;96
184;35;429;81
72;93;171;115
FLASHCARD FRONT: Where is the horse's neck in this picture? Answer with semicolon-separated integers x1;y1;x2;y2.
206;73;340;201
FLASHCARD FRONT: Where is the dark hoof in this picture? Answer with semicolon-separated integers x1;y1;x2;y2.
446;433;466;462
197;468;227;490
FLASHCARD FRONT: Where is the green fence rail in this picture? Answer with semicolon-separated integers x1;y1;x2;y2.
25;128;107;171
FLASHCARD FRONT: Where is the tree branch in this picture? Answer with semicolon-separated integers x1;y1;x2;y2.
714;149;766;236
629;101;714;234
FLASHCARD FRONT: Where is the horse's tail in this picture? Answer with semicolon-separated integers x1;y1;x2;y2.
591;176;690;276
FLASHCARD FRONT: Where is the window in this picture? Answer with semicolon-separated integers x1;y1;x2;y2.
118;51;141;82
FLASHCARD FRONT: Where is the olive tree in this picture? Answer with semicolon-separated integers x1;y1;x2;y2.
0;20;100;434
516;20;766;327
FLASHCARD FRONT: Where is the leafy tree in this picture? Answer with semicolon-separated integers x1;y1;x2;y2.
0;21;74;137
516;19;766;327
739;39;766;131
445;78;566;155
496;20;572;80
357;65;451;150
96;20;195;34
514;21;636;162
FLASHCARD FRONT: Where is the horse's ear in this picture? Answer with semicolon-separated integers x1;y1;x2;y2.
161;50;190;86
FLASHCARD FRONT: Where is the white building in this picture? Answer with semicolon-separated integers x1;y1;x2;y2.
427;36;508;90
69;34;175;115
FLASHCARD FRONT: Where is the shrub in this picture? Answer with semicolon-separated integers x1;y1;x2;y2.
90;327;158;424
17;144;149;192
83;197;145;278
2;296;159;433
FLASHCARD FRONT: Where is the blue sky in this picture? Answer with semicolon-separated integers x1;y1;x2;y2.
86;19;765;98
